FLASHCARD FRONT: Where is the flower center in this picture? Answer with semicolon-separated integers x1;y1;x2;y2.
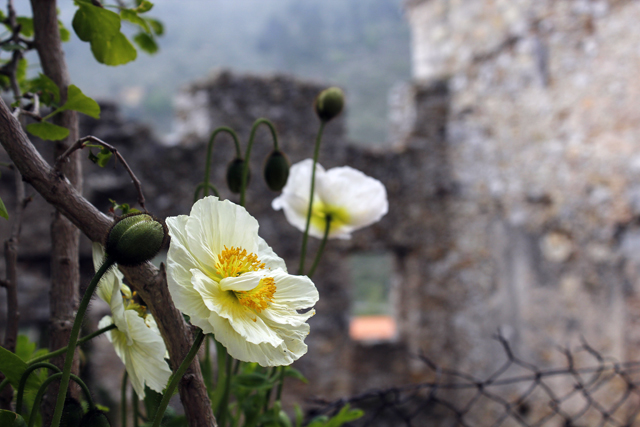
215;246;265;278
311;203;351;233
235;277;277;313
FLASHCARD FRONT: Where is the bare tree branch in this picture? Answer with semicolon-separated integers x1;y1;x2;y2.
0;96;217;426
55;136;147;210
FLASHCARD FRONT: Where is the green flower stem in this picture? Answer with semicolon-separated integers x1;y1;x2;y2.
276;366;286;402
211;338;227;415
121;370;128;427
298;121;326;275
203;127;242;199
203;335;213;392
51;255;115;427
27;323;117;365
194;182;220;203
28;372;93;427
151;329;206;427
240;118;280;207
16;362;60;416
306;215;332;278
132;389;139;427
216;353;233;427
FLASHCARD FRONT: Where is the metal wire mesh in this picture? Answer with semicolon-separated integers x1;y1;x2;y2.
307;335;640;427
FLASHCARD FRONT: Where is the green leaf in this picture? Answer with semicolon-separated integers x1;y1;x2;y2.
26;122;70;141
0;410;27;427
324;405;364;427
233;372;277;390
0;346;41;393
1;44;24;52
15;58;27;84
294;405;304;427
136;1;154;13
146;17;164;36
90;32;137;66
143;386;163;422
16;17;33;37
121;9;150;33
28;73;60;105
58;20;71;42
284;366;308;384
133;32;158;54
0;197;8;220
59;84;100;119
15;336;36;362
72;2;120;43
88;147;112;167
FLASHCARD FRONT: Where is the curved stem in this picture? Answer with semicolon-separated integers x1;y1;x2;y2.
298;121;326;275
17;362;61;416
217;353;233;427
240;118;280;207
306;215;331;278
194;182;220;203
276;366;286;402
27;323;117;365
151;329;206;427
28;373;93;427
121;370;128;427
51;255;115;427
203;127;241;199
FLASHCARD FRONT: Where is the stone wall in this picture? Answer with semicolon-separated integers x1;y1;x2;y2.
403;0;640;392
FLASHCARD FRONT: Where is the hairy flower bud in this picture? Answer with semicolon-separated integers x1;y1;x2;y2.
226;158;250;194
105;213;167;267
314;87;345;122
79;408;111;427
61;398;83;427
263;150;290;192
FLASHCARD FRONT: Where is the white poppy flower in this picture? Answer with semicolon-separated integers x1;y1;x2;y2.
271;159;388;239
92;244;172;398
165;196;319;367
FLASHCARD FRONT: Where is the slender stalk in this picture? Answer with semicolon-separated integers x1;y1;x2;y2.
121;370;128;427
276;366;286;402
203;127;242;199
51;256;115;427
298;121;326;275
17;362;61;416
217;353;233;427
306;215;332;278
151;329;206;427
27;323;116;365
240;118;279;206
132;389;139;427
211;338;227;415
28;373;93;427
194;182;220;203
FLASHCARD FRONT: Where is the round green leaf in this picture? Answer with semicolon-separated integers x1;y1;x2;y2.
26;122;70;141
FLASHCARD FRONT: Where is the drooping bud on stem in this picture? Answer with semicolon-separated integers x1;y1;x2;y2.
263;150;290;192
79;408;111;427
105;213;167;267
61;397;84;427
314;87;345;122
226;157;250;194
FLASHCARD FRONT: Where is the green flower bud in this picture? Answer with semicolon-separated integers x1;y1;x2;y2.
61;398;84;427
226;158;250;194
314;87;345;122
263;150;290;192
79;408;111;427
105;213;167;267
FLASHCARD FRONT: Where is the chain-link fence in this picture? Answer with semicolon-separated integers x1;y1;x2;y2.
308;335;640;427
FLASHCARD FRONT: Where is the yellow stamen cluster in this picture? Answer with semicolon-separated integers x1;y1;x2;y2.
215;246;265;278
236;277;277;313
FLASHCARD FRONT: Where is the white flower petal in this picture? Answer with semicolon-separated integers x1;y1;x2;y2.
100;312;171;398
166;197;318;366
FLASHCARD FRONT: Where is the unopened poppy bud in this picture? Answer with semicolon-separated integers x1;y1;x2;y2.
105;213;167;267
226;157;250;194
263;150;290;192
314;87;344;122
61;397;83;427
79;408;111;427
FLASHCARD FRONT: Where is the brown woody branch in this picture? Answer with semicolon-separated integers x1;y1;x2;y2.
55;135;147;211
0;96;217;426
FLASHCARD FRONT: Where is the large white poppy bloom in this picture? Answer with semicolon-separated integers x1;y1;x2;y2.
272;159;388;239
93;244;172;398
165;196;319;367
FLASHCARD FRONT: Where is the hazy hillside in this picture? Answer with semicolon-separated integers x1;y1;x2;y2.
37;0;411;144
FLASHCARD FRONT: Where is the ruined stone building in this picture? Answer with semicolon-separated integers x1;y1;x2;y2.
4;0;640;424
